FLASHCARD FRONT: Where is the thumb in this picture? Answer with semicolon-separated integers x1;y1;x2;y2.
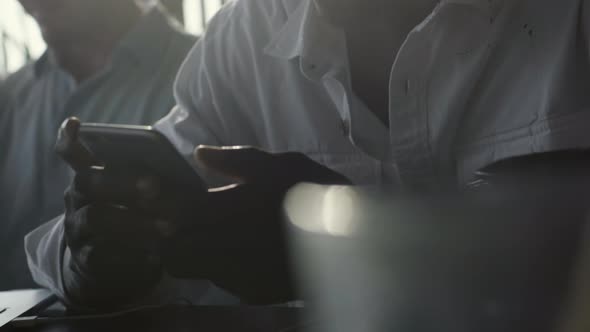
55;117;98;172
195;145;275;183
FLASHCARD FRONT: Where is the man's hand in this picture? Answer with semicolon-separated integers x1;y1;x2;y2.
196;146;350;186
163;146;350;304
56;118;350;306
56;118;170;309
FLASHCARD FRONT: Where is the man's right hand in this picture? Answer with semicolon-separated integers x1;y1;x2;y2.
56;118;167;309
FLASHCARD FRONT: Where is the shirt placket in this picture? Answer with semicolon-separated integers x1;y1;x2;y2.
320;68;397;184
388;29;437;192
388;1;502;191
316;59;393;156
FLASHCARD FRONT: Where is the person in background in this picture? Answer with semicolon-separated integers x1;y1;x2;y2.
0;0;196;291
25;0;590;309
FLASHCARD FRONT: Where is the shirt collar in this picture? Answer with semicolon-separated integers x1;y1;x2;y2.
114;5;184;67
33;5;182;78
264;0;505;76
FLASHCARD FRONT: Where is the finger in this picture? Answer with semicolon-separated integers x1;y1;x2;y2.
64;182;90;216
77;204;161;251
204;183;285;233
64;205;95;251
204;183;250;221
73;168;190;239
197;146;351;186
195;145;275;183
55;117;99;172
75;169;187;235
95;171;183;223
275;152;351;185
74;168;161;207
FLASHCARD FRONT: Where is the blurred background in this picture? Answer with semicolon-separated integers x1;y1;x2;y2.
0;0;225;75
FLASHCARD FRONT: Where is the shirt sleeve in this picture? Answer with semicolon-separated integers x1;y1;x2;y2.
154;0;266;188
24;215;69;301
154;2;239;158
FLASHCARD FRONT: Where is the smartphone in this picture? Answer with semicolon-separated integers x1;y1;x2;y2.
78;123;206;192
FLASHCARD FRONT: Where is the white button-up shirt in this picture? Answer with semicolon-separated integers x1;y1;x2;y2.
26;0;590;305
158;0;590;190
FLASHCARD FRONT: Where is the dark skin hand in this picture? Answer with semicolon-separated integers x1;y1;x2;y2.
56;117;349;308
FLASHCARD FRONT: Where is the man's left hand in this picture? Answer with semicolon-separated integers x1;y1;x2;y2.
163;146;350;304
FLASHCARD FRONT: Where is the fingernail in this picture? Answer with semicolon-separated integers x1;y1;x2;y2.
62;117;80;139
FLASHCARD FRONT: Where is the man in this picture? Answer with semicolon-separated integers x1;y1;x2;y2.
26;0;590;308
0;0;196;290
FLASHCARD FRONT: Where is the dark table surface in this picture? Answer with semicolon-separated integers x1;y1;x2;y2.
1;306;305;332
